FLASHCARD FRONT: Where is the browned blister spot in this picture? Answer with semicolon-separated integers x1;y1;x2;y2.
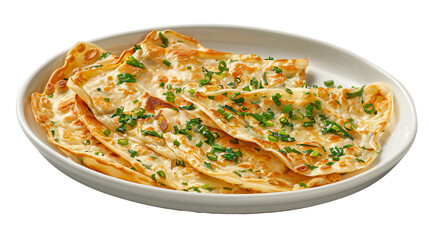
144;95;176;111
77;43;86;53
58;79;68;89
155;113;169;132
296;165;309;172
57;95;75;112
320;165;332;170
85;48;99;61
327;134;341;142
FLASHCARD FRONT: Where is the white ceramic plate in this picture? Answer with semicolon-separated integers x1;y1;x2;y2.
17;25;417;213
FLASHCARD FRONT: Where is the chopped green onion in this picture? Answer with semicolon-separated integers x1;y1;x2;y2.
188;89;196;95
103;129;111;137
204;161;214;170
157;170;166;179
173;139;180;147
201;183;214;191
271;93;282;106
282;104;293;114
309;150;319;157
270;66;283;73
159;82;166;87
126;56;146;69
315;100;322;110
199;73;212;87
304;163;319;170
346;86;365;99
230;92;241;101
363;103;375;114
104;98;110;102
356;158;365;163
303;122;314;127
164;91;175;103
243;85;251;91
206;152;218;161
118;139;129;145
83;139;90;145
128;149;138;158
132;99;139;104
163;59;171;67
96;88;102;92
218;60;227;72
133;45;142;52
140;130;163;138
117;73;136;85
268;135;278;143
233;171;242;177
324;80;334;87
196;140;203;148
180;104;196;110
159;32;169;48
262;72;268;85
298;183;308;188
99;52;111;60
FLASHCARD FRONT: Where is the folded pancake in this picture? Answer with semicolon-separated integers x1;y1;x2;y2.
180;83;393;176
74;95;252;193
31;42;159;187
67;30;309;130
71;84;340;192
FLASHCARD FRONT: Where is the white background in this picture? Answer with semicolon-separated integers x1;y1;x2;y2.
2;0;427;239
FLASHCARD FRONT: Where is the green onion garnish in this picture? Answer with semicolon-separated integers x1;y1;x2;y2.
196;140;203;148
141;130;163;138
188;89;196;95
324;80;334;87
128;149;138;158
173;139;180;147
233;171;242;177
164;91;175;103
262;72;268;85
298;183;308;188
346;86;365;99
271;93;282;106
315;100;322;110
206;152;218;161
99;52;111;60
159;82;166;87
133;45;142;52
103;129;111;137
268;135;278;143
199;73;212;87
117;73;136;85
304;163;319;170
270;66;283;73
363;103;375;114
159;32;169;48
157;170;166;179
126;56;146;69
204;161;214;170
285;88;293;95
118;139;129;145
163;59;171;67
